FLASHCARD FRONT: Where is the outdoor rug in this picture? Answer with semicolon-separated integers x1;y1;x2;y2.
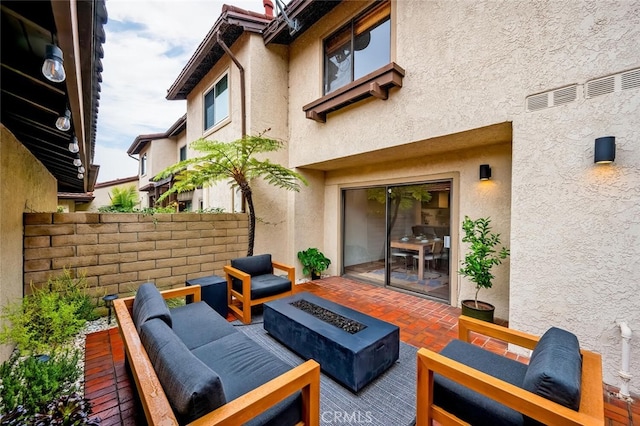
235;322;418;426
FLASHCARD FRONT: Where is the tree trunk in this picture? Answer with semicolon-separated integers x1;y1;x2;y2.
241;183;255;256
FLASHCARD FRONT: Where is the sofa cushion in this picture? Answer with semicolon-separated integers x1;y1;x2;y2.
435;339;528;426
132;283;172;332
523;327;582;411
231;254;273;276
232;274;291;299
170;301;237;350
192;332;301;426
139;318;226;424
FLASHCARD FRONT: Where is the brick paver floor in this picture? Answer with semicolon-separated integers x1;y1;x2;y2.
84;276;638;425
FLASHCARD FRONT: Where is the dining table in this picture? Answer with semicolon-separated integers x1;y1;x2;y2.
390;238;434;280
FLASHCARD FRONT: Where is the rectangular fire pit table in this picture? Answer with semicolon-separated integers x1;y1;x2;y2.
263;292;399;392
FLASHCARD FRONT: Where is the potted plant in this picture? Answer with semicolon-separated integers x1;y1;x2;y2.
458;216;510;322
297;248;331;280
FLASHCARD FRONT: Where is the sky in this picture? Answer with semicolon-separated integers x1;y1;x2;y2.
94;0;264;183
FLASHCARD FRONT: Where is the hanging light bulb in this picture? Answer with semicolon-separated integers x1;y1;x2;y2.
73;156;82;167
77;173;84;179
68;136;79;153
78;166;85;173
42;44;66;83
55;108;71;131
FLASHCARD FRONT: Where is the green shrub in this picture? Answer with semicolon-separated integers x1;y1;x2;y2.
0;269;94;354
0;349;82;416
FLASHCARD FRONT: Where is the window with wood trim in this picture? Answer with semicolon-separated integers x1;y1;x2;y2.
324;1;391;95
204;73;229;131
179;145;187;161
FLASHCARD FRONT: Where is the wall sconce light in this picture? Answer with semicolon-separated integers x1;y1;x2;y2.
68;136;79;153
102;294;119;324
73;155;82;167
594;136;615;164
42;44;66;83
479;164;492;181
55;107;71;131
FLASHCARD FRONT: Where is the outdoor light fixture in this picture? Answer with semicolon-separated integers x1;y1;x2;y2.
73;156;82;167
55;108;71;131
102;294;119;325
42;44;66;83
479;164;492;181
594;136;615;164
68;136;79;153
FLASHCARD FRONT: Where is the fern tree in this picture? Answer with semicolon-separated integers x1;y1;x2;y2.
155;133;307;256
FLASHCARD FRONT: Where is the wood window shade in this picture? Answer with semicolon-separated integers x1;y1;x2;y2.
324;1;390;54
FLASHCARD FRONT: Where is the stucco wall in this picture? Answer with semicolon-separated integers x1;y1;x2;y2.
283;0;640;393
0;125;58;362
186;33;295;264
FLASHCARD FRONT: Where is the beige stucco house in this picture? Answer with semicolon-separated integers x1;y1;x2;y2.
166;0;639;394
126;115;198;210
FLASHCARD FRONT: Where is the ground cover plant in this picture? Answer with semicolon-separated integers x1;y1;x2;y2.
0;270;100;424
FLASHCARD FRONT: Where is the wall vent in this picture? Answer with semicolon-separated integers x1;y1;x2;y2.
586;68;640;99
526;85;578;112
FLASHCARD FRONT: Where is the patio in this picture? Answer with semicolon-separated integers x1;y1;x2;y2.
84;276;637;425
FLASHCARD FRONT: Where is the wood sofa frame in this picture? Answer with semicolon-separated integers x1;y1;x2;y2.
114;285;320;426
416;315;604;426
224;260;295;324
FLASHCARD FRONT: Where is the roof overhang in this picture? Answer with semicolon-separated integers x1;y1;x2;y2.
127;114;186;155
166;5;272;101
262;0;343;45
1;0;107;193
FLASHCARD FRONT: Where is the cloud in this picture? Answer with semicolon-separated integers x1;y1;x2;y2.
95;0;264;183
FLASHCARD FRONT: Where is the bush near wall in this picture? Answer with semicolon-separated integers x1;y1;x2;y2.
23;213;248;298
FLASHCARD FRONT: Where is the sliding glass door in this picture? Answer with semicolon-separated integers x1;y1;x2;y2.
343;181;451;302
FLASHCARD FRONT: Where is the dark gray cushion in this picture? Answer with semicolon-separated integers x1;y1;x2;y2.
170;301;237;350
232;274;291;299
231;254;273;276
523;327;582;411
192;332;301;426
132;283;172;332
434;339;528;426
139;319;226;424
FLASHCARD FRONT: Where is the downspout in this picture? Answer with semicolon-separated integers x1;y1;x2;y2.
216;32;246;138
618;322;633;400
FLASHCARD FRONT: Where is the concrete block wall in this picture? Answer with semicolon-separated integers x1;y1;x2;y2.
23;212;248;297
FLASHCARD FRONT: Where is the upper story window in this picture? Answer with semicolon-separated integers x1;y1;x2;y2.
179;145;187;161
204;73;229;131
324;1;391;95
140;153;147;176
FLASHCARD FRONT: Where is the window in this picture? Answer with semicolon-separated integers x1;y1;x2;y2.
324;1;390;94
204;73;229;130
179;145;187;161
140;153;147;176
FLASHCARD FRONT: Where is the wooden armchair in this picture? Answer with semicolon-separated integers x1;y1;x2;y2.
416;316;604;426
224;254;295;324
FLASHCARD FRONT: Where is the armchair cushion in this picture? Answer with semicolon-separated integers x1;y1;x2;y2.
233;274;292;300
132;282;172;332
435;339;528;426
231;254;273;276
139;318;226;424
522;327;582;411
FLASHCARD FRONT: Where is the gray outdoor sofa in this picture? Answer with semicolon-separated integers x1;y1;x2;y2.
114;282;320;426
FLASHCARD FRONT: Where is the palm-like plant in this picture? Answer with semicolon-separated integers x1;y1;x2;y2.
100;185;138;212
155;133;307;256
